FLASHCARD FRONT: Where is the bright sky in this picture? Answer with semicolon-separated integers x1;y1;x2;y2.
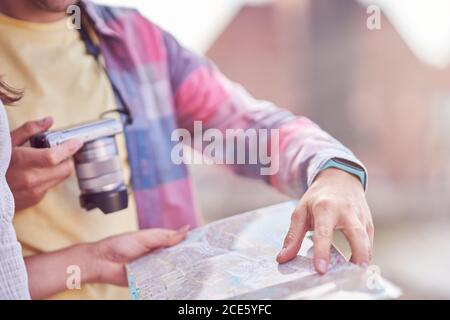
359;0;450;68
95;0;450;68
93;0;268;53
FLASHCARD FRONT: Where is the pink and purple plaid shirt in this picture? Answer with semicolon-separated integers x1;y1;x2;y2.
81;1;366;229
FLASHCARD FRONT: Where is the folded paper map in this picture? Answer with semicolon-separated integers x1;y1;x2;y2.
127;201;401;300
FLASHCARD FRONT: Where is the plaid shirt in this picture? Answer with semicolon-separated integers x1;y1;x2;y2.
81;1;366;229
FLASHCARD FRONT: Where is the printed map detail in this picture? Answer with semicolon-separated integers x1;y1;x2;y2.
127;201;401;300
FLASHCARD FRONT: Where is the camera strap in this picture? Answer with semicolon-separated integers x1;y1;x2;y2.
78;25;134;126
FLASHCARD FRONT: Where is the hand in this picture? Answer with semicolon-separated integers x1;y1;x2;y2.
25;226;189;299
276;168;373;274
6;117;83;211
88;226;190;286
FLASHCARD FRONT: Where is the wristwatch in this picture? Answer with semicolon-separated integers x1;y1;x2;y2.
320;158;367;188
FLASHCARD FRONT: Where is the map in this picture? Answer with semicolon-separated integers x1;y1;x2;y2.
127;201;401;300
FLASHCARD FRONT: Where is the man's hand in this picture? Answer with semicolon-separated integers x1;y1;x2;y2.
276;168;373;274
6;117;83;211
88;226;190;286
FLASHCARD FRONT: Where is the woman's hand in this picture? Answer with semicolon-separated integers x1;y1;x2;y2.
276;168;373;274
91;226;189;286
7;117;82;212
25;226;189;299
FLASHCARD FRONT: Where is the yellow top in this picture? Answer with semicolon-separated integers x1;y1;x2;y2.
0;13;138;299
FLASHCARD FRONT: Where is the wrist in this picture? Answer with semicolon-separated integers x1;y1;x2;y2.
319;158;367;189
73;242;101;284
314;167;364;189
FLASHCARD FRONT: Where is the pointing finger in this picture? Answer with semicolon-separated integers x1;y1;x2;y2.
277;202;308;264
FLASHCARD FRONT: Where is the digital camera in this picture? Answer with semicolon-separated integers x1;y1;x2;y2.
30;118;128;214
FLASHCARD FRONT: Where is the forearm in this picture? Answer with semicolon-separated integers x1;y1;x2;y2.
271;116;367;196
176;71;364;195
163;30;365;195
24;243;97;299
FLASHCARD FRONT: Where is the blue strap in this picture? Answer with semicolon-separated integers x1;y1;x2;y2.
320;158;366;188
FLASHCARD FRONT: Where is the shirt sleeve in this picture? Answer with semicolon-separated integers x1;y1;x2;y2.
0;102;30;300
162;30;367;197
0;222;31;300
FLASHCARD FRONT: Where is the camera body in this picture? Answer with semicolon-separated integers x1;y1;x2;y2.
30;118;128;214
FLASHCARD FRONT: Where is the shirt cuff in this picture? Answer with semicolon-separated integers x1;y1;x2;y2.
307;151;368;190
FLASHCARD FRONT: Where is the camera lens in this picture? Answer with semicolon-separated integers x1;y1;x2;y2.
74;136;128;214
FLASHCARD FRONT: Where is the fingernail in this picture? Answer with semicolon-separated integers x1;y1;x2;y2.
38;116;51;126
316;259;328;274
177;224;190;234
277;247;287;259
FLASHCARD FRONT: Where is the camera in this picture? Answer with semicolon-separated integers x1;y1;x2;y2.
30;118;128;214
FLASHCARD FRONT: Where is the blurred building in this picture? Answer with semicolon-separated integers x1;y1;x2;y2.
199;0;450;298
206;0;450;222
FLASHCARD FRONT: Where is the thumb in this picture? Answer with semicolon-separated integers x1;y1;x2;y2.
100;226;189;263
11;116;53;146
135;226;190;251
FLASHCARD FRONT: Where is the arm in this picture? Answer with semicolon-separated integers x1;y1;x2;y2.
25;227;188;300
0;103;30;300
25;243;92;299
163;31;366;195
162;30;372;273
